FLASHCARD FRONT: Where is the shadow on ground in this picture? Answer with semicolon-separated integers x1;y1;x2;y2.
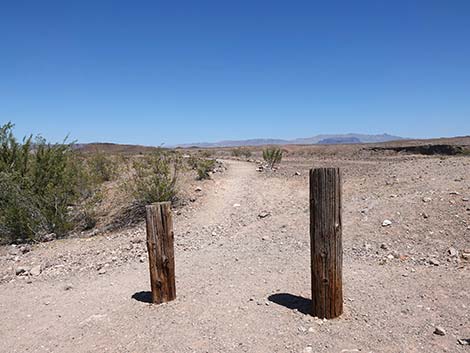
132;291;153;303
268;293;311;315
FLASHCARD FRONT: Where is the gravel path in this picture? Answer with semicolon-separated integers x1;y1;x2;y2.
0;159;469;352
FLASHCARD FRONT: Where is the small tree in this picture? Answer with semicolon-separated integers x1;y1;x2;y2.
263;147;283;169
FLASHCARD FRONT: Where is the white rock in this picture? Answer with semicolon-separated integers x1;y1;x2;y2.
30;265;42;276
233;203;241;208
382;220;392;227
434;326;446;336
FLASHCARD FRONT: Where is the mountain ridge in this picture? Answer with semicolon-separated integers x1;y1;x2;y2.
176;133;404;148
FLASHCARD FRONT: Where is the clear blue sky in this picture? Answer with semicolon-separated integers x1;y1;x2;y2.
1;1;469;145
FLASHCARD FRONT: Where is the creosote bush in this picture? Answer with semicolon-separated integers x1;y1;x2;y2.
231;147;252;158
263;146;283;169
0;122;93;243
130;149;181;206
87;150;117;183
196;159;215;180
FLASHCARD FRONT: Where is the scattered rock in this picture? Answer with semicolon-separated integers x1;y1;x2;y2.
449;191;460;195
294;171;301;176
19;245;31;254
15;267;28;276
41;233;56;242
434;326;446;336
429;259;440;266
422;197;432;203
258;211;271;219
447;247;458;258
458;339;470;345
382;220;392;227
98;268;107;275
233;203;241;208
64;284;74;291
195;187;202;192
422;212;429;219
30;265;42;276
380;243;389;250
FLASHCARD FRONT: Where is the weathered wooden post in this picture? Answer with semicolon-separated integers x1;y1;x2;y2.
145;202;176;304
310;168;343;319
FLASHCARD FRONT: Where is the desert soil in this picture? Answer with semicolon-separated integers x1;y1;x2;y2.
1;156;469;353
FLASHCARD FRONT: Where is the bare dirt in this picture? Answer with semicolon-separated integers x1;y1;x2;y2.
1;153;469;353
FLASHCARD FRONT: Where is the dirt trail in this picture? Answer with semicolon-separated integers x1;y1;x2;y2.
1;160;469;353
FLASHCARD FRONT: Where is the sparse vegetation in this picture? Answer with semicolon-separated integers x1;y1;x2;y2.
231;147;252;158
196;159;216;180
0;122;94;243
130;149;181;206
87;150;117;183
262;146;283;169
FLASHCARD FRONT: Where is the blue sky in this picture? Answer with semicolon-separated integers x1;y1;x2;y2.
1;1;469;145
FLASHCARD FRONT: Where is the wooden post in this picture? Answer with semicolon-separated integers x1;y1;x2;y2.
145;202;176;304
310;168;343;319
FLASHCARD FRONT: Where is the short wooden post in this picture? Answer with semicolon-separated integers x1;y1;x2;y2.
310;168;343;318
145;202;176;304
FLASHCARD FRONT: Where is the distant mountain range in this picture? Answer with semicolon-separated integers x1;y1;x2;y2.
176;133;404;148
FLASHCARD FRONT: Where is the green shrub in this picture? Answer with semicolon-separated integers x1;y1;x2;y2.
130;149;180;205
87;151;117;183
0;122;93;243
196;159;215;180
231;147;252;158
263;147;283;169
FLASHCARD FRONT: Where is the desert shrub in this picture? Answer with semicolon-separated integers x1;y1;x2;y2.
186;155;200;170
0;122;93;243
196;159;215;180
231;147;252;158
199;149;213;158
87;151;117;182
263;147;283;169
130;149;180;205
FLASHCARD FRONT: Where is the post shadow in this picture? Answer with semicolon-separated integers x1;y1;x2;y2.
268;293;311;315
132;291;153;303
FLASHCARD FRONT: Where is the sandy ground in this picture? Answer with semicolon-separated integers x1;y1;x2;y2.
1;157;469;353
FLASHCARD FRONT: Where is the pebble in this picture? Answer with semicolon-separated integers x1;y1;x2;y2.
447;247;458;258
30;265;42;276
15;267;28;276
382;220;392;227
258;211;271;219
434;326;446;336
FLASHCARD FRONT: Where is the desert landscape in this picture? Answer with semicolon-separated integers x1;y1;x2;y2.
1;137;469;353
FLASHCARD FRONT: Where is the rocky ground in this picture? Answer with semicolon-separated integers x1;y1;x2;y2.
0;153;469;353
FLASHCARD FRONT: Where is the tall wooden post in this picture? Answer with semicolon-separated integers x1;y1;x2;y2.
310;168;343;319
145;202;176;304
